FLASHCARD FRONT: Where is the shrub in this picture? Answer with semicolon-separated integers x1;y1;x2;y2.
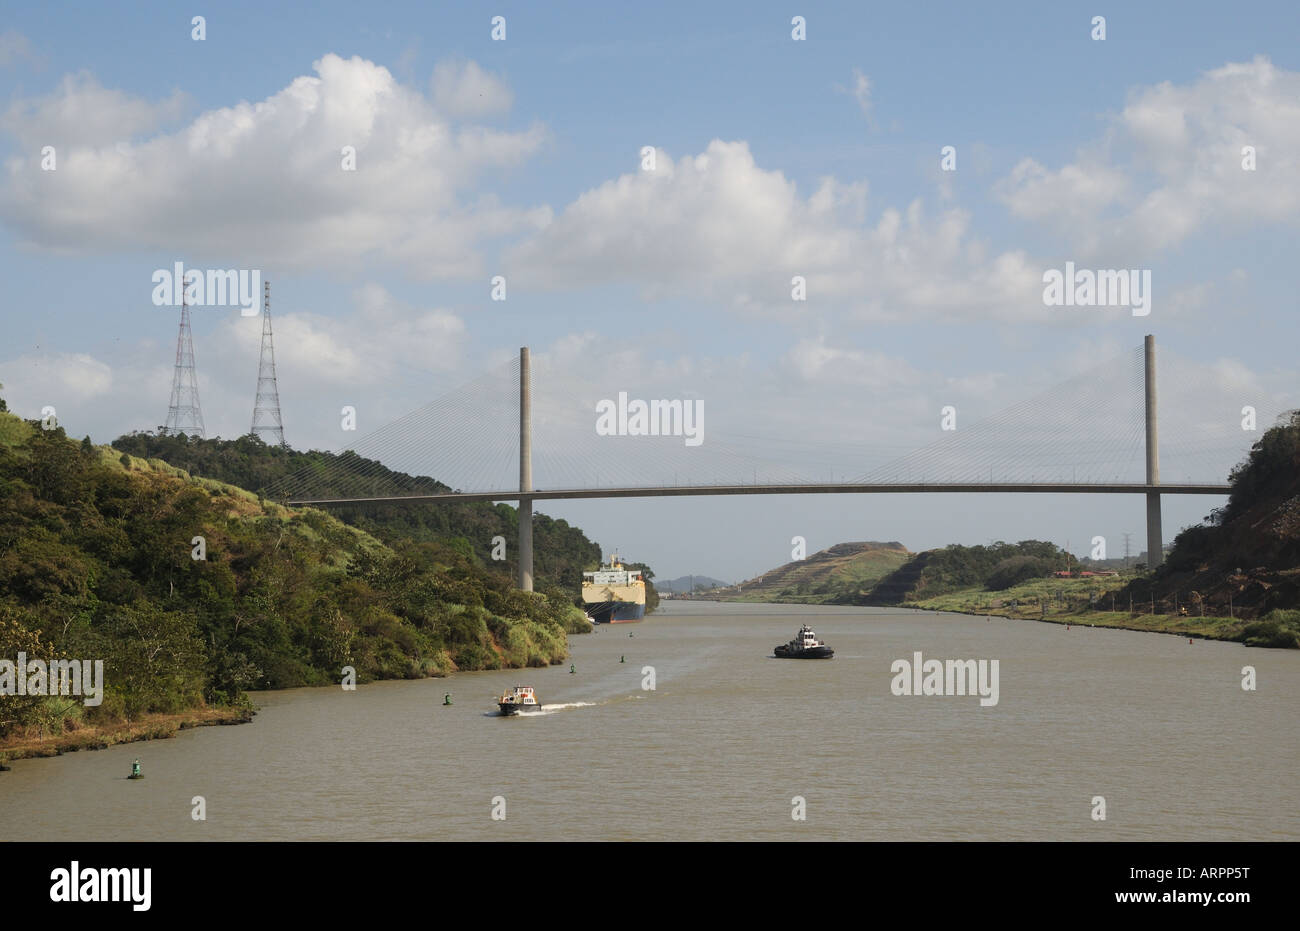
1241;609;1300;648
1240;621;1300;649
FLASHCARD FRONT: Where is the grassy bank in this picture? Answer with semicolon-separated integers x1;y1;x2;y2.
908;575;1251;642
0;705;254;765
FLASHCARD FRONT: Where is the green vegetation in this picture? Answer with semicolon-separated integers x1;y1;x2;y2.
0;408;589;746
718;542;911;604
986;555;1057;590
910;572;1127;612
1115;410;1300;622
719;540;1074;607
109;431;604;601
886;413;1300;647
907;573;1241;639
1239;610;1300;649
907;569;1300;647
898;541;1065;600
851;540;1068;606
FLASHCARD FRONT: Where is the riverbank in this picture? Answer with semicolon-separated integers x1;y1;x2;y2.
905;577;1252;642
920;603;1245;641
0;706;254;766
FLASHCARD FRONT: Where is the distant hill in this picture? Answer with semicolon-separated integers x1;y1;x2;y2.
717;542;912;603
722;539;1075;607
861;540;1067;605
659;574;730;594
1117;410;1300;628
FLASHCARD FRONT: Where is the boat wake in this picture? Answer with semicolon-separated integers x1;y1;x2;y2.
530;696;646;715
485;695;644;717
537;701;600;713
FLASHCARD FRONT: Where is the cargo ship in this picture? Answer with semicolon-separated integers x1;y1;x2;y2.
582;555;646;623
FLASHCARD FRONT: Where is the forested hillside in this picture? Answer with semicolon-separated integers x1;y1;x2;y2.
1115;410;1300;645
854;540;1068;605
0;408;588;742
109;431;603;599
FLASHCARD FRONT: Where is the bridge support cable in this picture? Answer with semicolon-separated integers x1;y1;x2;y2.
850;346;1149;486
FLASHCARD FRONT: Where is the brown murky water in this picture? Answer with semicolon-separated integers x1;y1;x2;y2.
2;601;1296;840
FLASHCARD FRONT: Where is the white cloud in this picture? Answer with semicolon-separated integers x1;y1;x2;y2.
0;351;113;406
214;282;467;389
995;56;1300;258
0;54;548;276
0;285;470;446
432;60;513;117
996;156;1129;225
782;336;921;390
0;30;38;69
1207;357;1265;396
0;351;140;442
2;72;188;147
1165;280;1214;317
836;68;873;122
506;139;1044;322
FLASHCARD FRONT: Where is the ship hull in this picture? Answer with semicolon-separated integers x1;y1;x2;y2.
585;601;646;624
774;645;834;659
499;703;544;716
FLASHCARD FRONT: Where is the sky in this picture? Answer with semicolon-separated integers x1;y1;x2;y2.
1;1;1297;583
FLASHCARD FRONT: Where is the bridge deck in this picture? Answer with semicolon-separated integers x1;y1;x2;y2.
287;482;1230;507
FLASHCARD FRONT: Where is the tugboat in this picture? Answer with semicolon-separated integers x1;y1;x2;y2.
774;624;834;659
498;685;543;715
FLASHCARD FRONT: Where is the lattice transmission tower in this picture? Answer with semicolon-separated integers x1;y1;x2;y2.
162;276;206;438
250;279;286;446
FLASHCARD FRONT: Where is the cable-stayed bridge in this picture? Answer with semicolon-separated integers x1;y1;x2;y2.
268;336;1260;590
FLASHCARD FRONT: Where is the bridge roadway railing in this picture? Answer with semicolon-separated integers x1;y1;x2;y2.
287;481;1230;507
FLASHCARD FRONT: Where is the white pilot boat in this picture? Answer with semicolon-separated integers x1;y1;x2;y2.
498;685;543;715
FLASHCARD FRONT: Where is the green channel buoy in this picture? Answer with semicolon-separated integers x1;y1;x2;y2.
620;655;625;663
128;759;143;780
443;693;452;705
569;663;575;674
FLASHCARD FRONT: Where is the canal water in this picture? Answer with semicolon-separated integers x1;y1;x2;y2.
2;601;1296;840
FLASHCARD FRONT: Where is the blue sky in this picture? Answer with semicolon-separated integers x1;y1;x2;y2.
1;2;1297;581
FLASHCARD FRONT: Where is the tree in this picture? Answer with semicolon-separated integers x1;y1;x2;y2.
0;607;61;738
987;555;1054;590
93;601;205;718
